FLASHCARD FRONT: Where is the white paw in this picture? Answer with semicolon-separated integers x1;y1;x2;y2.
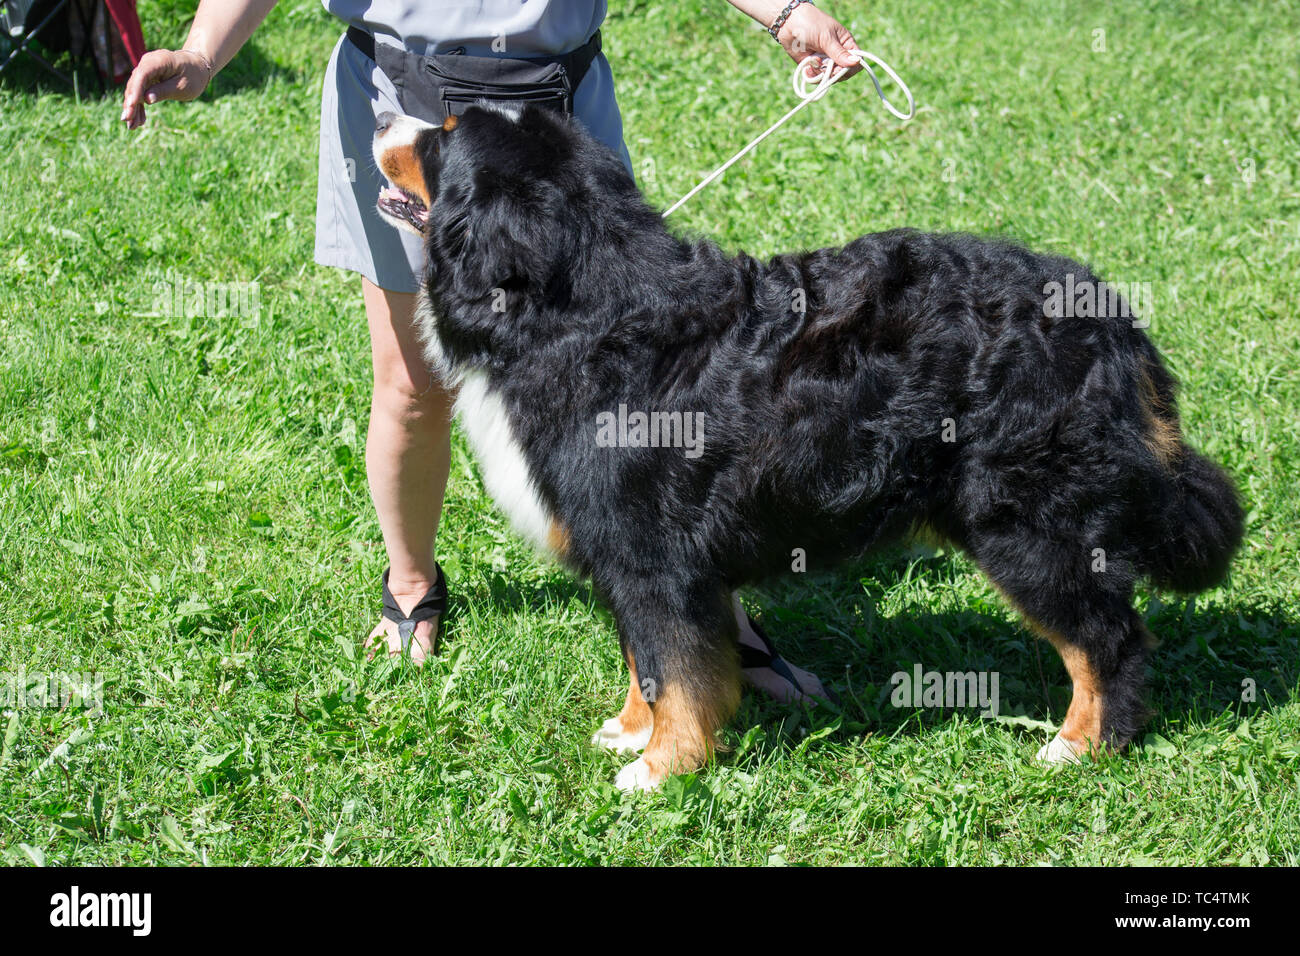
591;717;652;754
1036;733;1083;765
614;756;662;792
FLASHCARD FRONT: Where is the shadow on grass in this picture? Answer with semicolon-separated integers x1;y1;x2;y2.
448;563;599;620
0;38;302;101
741;555;1298;753
454;549;1297;752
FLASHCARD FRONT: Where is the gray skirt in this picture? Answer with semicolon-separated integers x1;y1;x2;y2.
313;32;632;293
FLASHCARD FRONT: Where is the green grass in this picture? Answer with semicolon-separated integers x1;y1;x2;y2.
1;0;1297;865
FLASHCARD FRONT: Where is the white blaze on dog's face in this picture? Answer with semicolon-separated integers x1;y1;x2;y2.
372;111;458;236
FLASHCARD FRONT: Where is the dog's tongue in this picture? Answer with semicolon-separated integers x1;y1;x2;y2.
379;184;429;227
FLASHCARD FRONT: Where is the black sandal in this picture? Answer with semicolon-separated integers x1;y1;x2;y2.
738;613;839;704
380;564;447;656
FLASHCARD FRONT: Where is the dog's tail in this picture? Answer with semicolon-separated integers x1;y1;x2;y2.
1142;445;1244;592
1127;348;1243;593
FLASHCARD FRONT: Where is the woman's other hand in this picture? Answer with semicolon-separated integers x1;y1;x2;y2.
120;49;213;129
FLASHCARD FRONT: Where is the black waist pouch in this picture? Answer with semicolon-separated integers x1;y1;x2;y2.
347;26;601;125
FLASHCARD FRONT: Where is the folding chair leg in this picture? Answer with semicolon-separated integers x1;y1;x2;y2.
0;0;77;88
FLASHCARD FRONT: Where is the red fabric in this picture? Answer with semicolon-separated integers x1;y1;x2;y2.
102;0;144;77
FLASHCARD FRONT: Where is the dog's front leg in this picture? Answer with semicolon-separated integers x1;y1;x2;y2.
591;652;654;754
600;580;742;792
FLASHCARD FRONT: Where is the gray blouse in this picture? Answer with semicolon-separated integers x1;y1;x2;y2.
321;1;608;57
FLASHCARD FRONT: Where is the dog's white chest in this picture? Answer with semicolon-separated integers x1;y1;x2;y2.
454;370;556;552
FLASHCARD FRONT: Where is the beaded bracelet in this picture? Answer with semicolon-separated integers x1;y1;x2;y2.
768;0;814;40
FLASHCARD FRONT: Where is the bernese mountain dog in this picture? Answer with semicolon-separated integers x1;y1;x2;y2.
371;104;1243;791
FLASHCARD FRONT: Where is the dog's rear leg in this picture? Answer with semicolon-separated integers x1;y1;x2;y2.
1027;616;1148;763
607;581;741;791
977;544;1150;762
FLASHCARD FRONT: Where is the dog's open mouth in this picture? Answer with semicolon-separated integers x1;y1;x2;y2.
378;184;428;233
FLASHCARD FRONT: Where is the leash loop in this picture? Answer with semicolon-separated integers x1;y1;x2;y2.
792;49;914;121
662;48;914;218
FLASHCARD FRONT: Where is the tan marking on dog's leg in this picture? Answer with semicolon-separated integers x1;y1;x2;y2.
616;664;741;792
617;656;653;735
1038;629;1103;761
986;580;1105;764
591;654;653;753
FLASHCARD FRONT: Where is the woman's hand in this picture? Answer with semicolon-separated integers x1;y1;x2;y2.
120;49;214;129
775;3;863;78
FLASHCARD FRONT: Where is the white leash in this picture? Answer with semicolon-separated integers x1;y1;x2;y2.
661;49;915;218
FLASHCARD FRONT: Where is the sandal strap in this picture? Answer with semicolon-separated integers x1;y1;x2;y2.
738;613;803;690
381;565;447;653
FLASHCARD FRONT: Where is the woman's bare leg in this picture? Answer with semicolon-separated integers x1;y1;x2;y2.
361;277;453;663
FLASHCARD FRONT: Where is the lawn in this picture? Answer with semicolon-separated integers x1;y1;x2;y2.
0;0;1296;865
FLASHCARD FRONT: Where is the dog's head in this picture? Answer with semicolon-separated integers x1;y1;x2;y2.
372;104;655;306
371;110;454;237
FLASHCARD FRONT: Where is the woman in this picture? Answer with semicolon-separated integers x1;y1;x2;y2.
121;0;857;702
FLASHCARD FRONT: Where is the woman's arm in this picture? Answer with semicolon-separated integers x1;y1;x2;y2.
726;0;862;72
121;0;279;129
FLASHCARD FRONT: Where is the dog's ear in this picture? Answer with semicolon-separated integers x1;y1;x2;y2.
412;123;453;202
434;106;577;299
439;181;573;303
459;105;575;192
